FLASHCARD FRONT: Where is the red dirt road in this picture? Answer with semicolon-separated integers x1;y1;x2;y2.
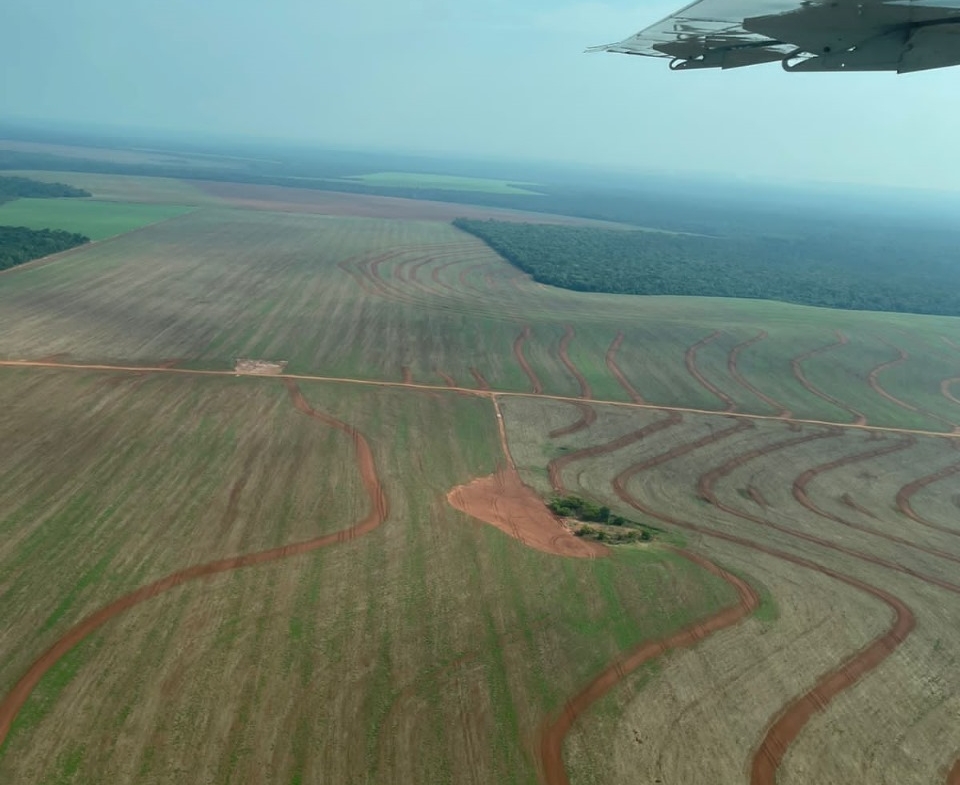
446;469;607;559
685;331;736;412
896;459;960;537
548;402;597;439
470;367;491;391
514;326;543;394
559;326;592;400
605;332;644;403
0;379;388;750
790;332;868;426
609;425;916;785
538;549;760;785
728;331;791;418
867;343;957;432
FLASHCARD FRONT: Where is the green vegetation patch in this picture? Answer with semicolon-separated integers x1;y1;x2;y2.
455;218;960;316
0;175;90;204
0;198;193;240
0;226;89;272
343;171;542;195
548;494;659;544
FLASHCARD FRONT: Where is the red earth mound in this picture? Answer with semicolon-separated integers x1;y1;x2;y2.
447;469;607;558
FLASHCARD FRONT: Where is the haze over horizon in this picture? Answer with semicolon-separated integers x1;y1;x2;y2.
3;0;960;193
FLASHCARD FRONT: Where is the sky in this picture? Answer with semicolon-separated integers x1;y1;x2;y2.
2;0;960;191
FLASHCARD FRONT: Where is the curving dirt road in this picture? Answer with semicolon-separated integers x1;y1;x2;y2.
896;459;960;537
558;326;592;400
790;332;868;426
791;439;960;564
728;331;791;418
538;548;759;785
609;425;916;785
437;370;457;388
547;401;597;439
941;378;960;408
513;326;543;394
605;332;644;403
548;411;683;495
867;342;957;432
684;331;737;412
0;378;388;750
470;367;490;391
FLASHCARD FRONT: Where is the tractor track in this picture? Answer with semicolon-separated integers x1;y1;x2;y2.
558;325;592;400
0;378;388;750
685;331;736;412
728;331;791;418
790;332;868;426
605;332;644;403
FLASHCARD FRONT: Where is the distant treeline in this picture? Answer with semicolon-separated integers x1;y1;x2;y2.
0;226;89;271
454;218;960;317
0;175;91;204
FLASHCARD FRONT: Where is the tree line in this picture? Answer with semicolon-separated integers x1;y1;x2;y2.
454;218;960;317
0;226;89;271
0;175;91;204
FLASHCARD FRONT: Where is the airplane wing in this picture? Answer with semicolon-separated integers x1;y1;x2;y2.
589;0;960;72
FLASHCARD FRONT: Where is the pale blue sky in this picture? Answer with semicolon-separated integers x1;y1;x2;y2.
2;1;958;190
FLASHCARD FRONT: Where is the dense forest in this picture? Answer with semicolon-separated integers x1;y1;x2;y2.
0;175;90;204
0;226;89;271
454;218;960;316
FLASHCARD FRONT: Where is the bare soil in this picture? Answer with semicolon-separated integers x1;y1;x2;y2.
558;325;592;400
728;331;791;417
234;359;287;375
446;468;607;559
790;332;868;425
685;331;736;412
605;332;644;404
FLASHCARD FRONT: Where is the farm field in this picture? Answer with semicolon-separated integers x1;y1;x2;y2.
1;170;960;784
0;197;193;239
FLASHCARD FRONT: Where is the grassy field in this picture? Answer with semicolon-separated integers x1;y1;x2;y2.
1;172;960;784
0;198;193;239
0;370;734;784
4;170;219;205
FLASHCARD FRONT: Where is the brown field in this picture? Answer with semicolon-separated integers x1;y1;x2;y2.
2;171;960;784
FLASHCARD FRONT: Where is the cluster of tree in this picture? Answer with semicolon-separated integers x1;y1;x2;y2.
574;526;650;544
454;218;960;317
0;175;90;204
0;226;89;271
548;494;654;542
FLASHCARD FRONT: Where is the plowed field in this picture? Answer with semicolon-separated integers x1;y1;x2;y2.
2;171;960;784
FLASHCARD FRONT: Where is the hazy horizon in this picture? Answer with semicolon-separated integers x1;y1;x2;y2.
4;1;960;193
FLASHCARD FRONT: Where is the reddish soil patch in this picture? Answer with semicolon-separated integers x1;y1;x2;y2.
605;332;644;404
401;366;413;384
437;371;457;388
896;459;960;537
538;549;759;785
446;468;606;559
547;402;597;439
790;332;867;426
728;331;791;417
0;379;388;749
949;757;960;785
470;367;490;390
513;326;543;394
608;426;916;785
194;180;619;225
558;325;592;400
684;331;736;412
